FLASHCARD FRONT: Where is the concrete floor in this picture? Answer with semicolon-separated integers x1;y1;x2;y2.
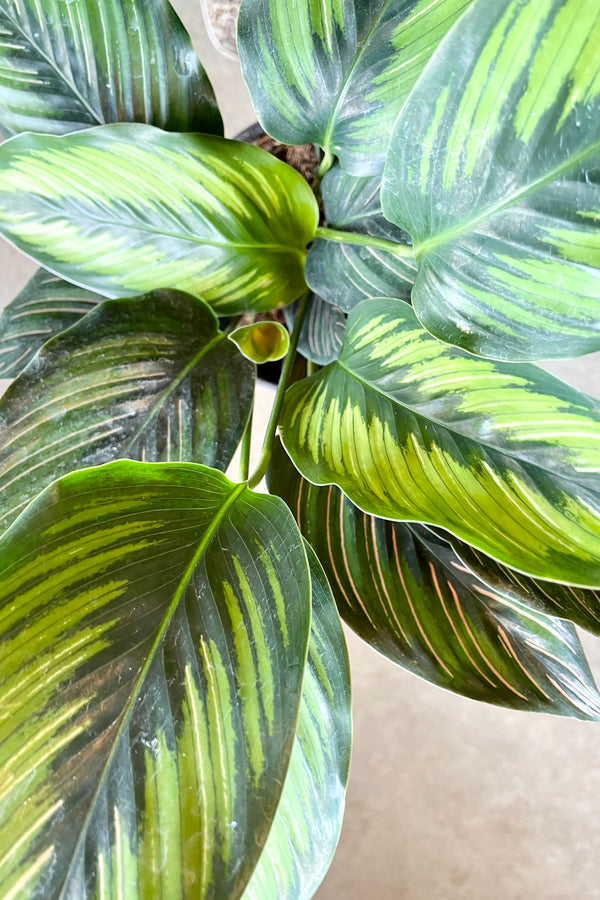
2;2;600;896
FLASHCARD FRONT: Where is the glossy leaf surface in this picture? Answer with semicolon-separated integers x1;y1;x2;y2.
238;0;473;175
306;168;415;310
0;124;318;313
0;0;221;136
0;269;104;377
269;442;600;718
0;290;254;531
0;461;311;899
382;0;600;360
242;544;351;900
280;299;600;586
283;295;346;366
229;321;289;363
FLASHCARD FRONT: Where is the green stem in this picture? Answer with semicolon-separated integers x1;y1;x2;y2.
247;293;311;490
317;149;335;179
238;398;254;483
307;360;317;377
315;225;415;260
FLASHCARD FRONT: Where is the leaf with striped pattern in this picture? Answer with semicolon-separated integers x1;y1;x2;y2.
0;290;254;532
0;0;221;136
280;298;600;587
305;167;415;311
268;441;600;718
0;460;311;899
0;269;105;378
242;544;351;900
0;124;319;314
382;0;600;361
238;0;473;175
283;295;346;366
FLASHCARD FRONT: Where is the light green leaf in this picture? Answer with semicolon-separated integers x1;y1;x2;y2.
0;290;254;532
306;167;415;310
0;124;319;314
269;440;600;718
0;0;222;136
283;295;346;366
382;0;600;360
229;321;290;363
280;298;600;587
0;268;104;377
0;460;311;899
238;0;473;175
242;543;351;900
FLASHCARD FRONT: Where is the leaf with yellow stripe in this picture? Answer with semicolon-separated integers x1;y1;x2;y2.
268;441;600;718
0;0;221;137
0;124;319;314
242;544;351;900
382;0;600;360
238;0;474;175
280;298;600;587
0;460;311;899
0;290;254;533
305;167;415;310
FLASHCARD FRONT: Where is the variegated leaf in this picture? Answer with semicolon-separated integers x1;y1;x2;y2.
238;0;474;175
280;299;600;587
0;0;221;136
269;441;600;718
305;167;415;310
0;461;311;899
0;290;254;532
0;269;104;377
382;0;600;360
242;544;351;900
283;295;346;366
0;124;319;314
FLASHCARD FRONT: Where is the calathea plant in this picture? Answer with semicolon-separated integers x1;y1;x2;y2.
0;0;599;896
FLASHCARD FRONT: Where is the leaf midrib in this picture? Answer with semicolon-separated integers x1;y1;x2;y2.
57;476;248;900
415;138;600;255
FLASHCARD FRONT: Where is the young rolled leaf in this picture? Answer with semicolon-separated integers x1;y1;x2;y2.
0;290;254;531
0;461;311;900
269;441;600;718
0;124;319;313
238;0;473;175
0;0;222;136
242;544;352;900
229;321;290;363
280;299;600;587
382;0;600;360
0;269;104;377
283;295;346;366
305;168;415;310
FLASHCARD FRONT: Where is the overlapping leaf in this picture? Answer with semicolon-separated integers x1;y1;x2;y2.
283;295;346;366
0;0;221;136
0;124;319;313
306;168;415;310
0;269;104;377
269;441;600;718
0;461;311;899
280;299;600;586
382;0;600;360
242;545;351;900
238;0;474;175
0;290;254;532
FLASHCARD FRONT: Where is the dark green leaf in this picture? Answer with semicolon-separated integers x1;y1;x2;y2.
0;461;311;899
0;124;318;314
269;441;600;718
280;299;600;586
242;543;351;899
0;290;254;531
238;0;473;175
283;295;346;366
0;269;104;377
305;167;415;310
0;0;221;136
382;0;600;360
